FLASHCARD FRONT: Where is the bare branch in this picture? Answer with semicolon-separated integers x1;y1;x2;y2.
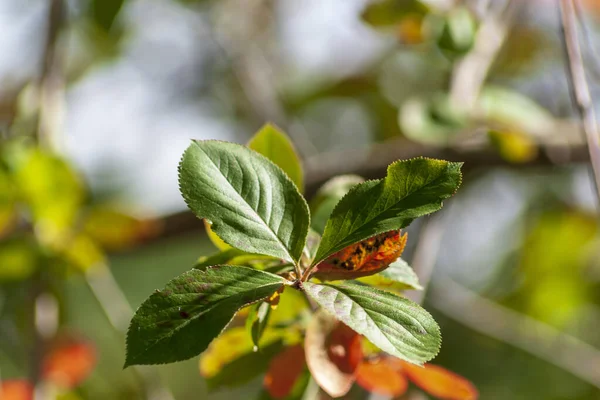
559;0;600;201
429;275;600;389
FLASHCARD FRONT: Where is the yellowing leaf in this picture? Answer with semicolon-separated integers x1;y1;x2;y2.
83;205;160;251
0;380;33;400
401;361;478;400
200;327;282;379
0;167;17;238
488;130;537;164
355;359;408;396
62;234;106;273
248;123;304;192
361;0;429;28
264;345;306;399
204;220;232;251
42;339;97;389
16;150;83;244
0;238;38;282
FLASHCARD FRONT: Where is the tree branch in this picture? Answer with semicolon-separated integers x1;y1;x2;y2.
429;275;600;389
559;0;600;201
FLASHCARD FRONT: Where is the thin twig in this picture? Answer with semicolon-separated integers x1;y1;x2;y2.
429;275;600;389
559;0;600;201
449;0;519;111
37;0;65;151
573;0;600;84
405;209;452;305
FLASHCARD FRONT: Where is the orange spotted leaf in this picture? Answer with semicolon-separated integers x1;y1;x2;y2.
42;339;97;388
264;345;306;399
401;361;478;400
0;380;33;400
355;359;409;397
313;231;407;281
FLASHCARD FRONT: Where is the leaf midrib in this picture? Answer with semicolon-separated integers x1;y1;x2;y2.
325;284;431;352
195;142;295;262
130;280;283;363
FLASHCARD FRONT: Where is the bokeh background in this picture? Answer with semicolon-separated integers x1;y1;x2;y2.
2;0;600;399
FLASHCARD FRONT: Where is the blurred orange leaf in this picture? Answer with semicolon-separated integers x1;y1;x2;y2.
305;311;363;398
0;380;33;400
355;359;408;396
401;361;478;400
264;345;306;399
42;339;97;389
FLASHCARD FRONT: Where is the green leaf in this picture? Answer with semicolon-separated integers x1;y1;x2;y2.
310;175;364;234
90;0;126;31
246;302;272;349
124;266;286;367
313;158;461;265
361;0;429;28
303;282;440;365
178;140;310;264
356;259;422;291
195;249;281;271
248;123;304;192
195;248;251;270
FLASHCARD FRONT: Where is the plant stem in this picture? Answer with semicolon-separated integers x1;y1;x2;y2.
559;0;600;202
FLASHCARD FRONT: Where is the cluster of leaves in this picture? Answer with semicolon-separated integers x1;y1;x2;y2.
125;124;473;398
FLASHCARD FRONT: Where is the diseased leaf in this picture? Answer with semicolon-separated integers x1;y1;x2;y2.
355;359;408;397
179;140;310;263
247;302;272;349
248;123;304;192
310;175;364;235
304;282;440;365
304;311;362;398
312;230;407;281
42;338;97;388
356;259;422;291
125;266;285;367
264;345;306;399
313;158;461;265
401;361;478;400
0;380;34;400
